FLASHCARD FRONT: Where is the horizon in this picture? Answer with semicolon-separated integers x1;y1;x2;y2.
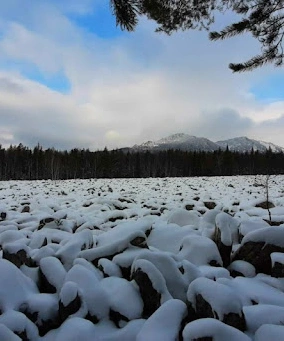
2;133;284;152
1;1;284;150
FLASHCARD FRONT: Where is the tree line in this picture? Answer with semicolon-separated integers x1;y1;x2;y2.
0;143;283;180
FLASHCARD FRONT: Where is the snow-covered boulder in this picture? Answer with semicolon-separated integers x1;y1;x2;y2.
182;318;250;341
136;299;187;341
233;227;284;274
131;259;172;318
0;311;39;341
79;230;147;265
243;304;284;333
0;259;38;312
187;277;246;331
64;264;109;322
134;250;187;301
168;209;200;227
59;282;86;322
178;235;223;267
0;323;21;341
102;277;143;326
271;252;284;278
39;257;66;293
254;324;284;341
228;260;256;278
213;212;239;267
19;293;59;336
2;243;34;268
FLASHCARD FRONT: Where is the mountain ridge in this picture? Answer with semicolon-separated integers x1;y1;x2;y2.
122;134;284;153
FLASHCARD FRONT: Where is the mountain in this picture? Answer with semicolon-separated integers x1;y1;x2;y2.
123;134;284;153
132;133;219;152
216;136;284;153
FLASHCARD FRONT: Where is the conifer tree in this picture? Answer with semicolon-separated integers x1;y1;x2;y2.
110;0;284;72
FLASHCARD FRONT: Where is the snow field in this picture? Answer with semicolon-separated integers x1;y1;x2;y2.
0;175;283;339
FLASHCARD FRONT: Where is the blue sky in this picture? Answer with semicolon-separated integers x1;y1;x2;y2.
0;0;284;150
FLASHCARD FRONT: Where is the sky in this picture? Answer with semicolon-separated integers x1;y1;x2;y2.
1;1;284;150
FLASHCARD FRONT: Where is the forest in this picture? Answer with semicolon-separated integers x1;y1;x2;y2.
0;143;283;180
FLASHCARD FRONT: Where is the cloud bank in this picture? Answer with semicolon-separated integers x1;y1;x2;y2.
0;1;284;150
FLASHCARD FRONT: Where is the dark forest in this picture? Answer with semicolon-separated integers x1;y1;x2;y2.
0;144;283;180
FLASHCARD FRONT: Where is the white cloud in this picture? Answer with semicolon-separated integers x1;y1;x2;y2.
0;1;284;150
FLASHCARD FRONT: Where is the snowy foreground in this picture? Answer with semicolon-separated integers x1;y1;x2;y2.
1;176;284;340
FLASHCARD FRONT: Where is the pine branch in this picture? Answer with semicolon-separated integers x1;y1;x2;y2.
209;19;251;40
110;0;140;31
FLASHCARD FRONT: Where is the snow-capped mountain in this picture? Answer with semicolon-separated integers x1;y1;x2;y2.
132;133;219;152
216;137;284;153
123;134;284;153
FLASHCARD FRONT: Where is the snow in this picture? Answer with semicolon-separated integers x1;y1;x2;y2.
0;323;21;341
39;257;66;290
228;260;256;277
101;277;143;320
241;226;284;247
42;317;98;341
178;235;223;266
254;324;284;341
64;264;109;319
136;299;187;341
0;259;38;312
1;175;284;339
271;252;284;266
243;304;284;333
183;318;251;341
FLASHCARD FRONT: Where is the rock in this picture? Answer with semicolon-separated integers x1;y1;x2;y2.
131;259;172;318
185;204;195;211
204;202;217;210
3;245;35;268
271;252;284;278
21;206;30;213
187;278;246;331
132;268;162;318
213;213;239;267
59;293;82;322
0;212;6;220
232;227;284;275
38;257;66;293
228;261;256;278
255;201;275;209
19;294;59;336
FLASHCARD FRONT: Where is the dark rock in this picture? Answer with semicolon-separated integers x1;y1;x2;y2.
185;204;195;211
86;313;99;324
132;268;161;318
59;293;81;322
0;212;6;220
194;294;246;332
109;309;128;328
20;305;60;337
213;226;232;268
130;236;148;248
38;268;57;293
3;248;35;268
120;266;131;280
204;202;217;210
233;241;284;275
21;206;30;213
255;201;275;209
272;261;284;278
